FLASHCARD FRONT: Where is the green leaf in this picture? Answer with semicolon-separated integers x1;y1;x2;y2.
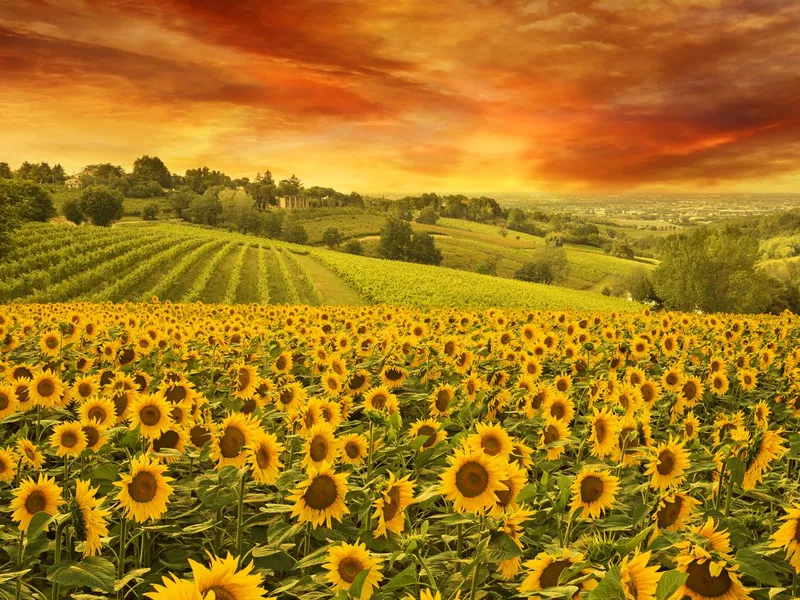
88;463;119;482
26;511;55;542
588;566;625;600
486;530;523;563
616;526;653;556
655;570;687;600
196;476;238;509
113;567;150;591
735;548;780;586
348;567;372;599
381;565;417;592
47;557;116;592
727;457;745;486
0;570;29;585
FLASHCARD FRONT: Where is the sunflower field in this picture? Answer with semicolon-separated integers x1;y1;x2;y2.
0;302;799;600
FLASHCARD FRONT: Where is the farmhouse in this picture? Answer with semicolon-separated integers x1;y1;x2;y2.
65;177;82;189
277;195;308;210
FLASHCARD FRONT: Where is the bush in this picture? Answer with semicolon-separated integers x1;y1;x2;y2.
408;232;442;265
282;222;309;244
476;256;499;276
515;245;569;284
0;179;55;222
142;203;160;221
79;185;124;227
322;227;343;248
62;198;84;224
416;207;439;225
342;239;363;255
187;193;223;226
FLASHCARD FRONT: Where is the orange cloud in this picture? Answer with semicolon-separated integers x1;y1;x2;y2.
1;0;799;193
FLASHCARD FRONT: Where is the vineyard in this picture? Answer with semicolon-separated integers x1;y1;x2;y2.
0;304;798;600
0;223;634;310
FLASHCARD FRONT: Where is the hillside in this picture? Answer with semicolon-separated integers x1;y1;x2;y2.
0;222;636;311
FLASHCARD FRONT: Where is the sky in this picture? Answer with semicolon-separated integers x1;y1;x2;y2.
1;0;799;195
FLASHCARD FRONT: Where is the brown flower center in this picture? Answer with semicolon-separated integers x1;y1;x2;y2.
61;431;78;448
304;474;338;510
128;471;158;503
309;435;329;462
685;560;732;597
25;490;46;514
165;385;187;404
153;430;179;452
83;426;99;448
0;392;8;410
540;559;572;588
205;585;234;600
435;389;451;412
256;445;270;469
237;368;251;392
382;486;402;522
338;557;365;583
455;461;489;498
190;425;211;448
139;405;161;427
220;426;245;458
417;425;437;448
345;441;361;459
657;496;683;528
595;419;607;443
544;424;560;444
37;379;55;398
550;402;565;419
481;435;502;456
580;475;604;503
657;450;676;475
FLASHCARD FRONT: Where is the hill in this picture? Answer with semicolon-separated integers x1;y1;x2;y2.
0;222;636;311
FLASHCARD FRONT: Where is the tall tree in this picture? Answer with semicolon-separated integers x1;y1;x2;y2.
132;155;172;188
0;162;11;179
277;174;303;197
79;185;124;226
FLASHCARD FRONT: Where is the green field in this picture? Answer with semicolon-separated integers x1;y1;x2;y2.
1;222;637;310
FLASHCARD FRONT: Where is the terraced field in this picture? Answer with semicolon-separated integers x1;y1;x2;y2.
1;222;637;310
0;223;362;306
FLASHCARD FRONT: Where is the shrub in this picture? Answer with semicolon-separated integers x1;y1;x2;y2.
342;239;363;255
62;198;85;224
79;185;124;227
142;203;160;221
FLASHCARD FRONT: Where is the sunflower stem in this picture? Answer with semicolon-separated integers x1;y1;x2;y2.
468;546;482;600
117;518;127;598
35;404;41;444
457;522;463;555
14;529;23;600
236;470;247;566
52;514;72;600
724;466;735;517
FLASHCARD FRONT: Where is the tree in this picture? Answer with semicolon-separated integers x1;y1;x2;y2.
626;267;660;304
379;217;413;260
247;171;276;209
184;167;232;195
79;185;124;226
0;162;11;179
0;186;17;261
85;164;125;180
515;245;569;284
142;203;160;221
277;175;303;197
187;188;224;226
62;198;85;224
132;155;172;188
477;256;500;276
170;187;200;219
408;232;442;265
652;227;780;313
0;179;55;222
282;222;308;244
322;227;343;248
608;239;635;260
342;239;363;255
416;206;439;225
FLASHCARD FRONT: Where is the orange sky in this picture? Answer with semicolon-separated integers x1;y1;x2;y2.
2;0;799;194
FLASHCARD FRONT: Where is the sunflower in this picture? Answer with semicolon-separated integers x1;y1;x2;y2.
340;433;369;465
689;517;732;554
39;330;61;357
30;370;64;407
191;552;271;600
145;575;202;600
589;407;620;458
130;394;173;439
613;384;642;417
302;422;341;469
770;506;800;573
248;431;285;485
519;549;596;597
639;380;661;408
0;383;18;419
380;365;408;389
72;374;100;401
653;491;699;531
742;428;785;490
74;479;110;557
232;364;258;399
620;550;661;600
275;382;306;416
78;409;105;445
0;446;16;482
318;399;343;428
373;473;415;537
752;400;769;428
273;351;293;374
151;427;188;461
738;368;757;391
661;367;683;393
466;422;514;461
364;386;398;414
646;436;690;490
210;413;256;469
683;412;700;440
321;371;344;397
116;455;173;522
429;384;456;417
346;370;371;395
324;542;384;600
440;448;508;514
543;392;575;424
16;438;44;469
552;373;573;394
491;459;528;517
709;372;729;396
539;418;570;460
288;462;350;528
570;468;619;519
497;506;534;579
50;421;88;457
11;475;64;531
674;545;748;600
